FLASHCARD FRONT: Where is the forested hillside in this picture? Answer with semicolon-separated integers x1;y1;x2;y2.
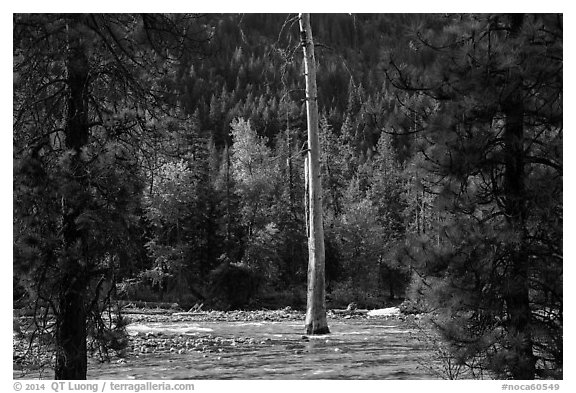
14;14;562;380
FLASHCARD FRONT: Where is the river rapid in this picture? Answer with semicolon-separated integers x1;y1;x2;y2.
89;317;438;379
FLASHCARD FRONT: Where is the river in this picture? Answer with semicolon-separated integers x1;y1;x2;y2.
87;318;439;379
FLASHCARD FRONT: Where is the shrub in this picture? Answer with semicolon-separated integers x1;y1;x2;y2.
207;262;262;310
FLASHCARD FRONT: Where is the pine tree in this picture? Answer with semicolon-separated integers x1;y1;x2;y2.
388;13;562;379
319;117;346;216
13;13;211;379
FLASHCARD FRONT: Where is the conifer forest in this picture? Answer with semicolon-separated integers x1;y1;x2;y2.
13;13;562;380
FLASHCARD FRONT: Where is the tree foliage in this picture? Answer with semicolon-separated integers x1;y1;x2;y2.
387;13;562;379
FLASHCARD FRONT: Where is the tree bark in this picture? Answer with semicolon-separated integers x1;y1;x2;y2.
503;95;535;379
304;156;310;238
501;13;535;380
55;15;90;380
55;268;88;380
300;13;329;335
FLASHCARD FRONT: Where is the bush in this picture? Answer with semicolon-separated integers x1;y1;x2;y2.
207;262;262;310
328;280;386;309
254;287;307;310
117;278;158;302
116;276;204;307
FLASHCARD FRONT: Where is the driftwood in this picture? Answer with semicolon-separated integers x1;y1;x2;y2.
118;300;180;313
172;302;204;316
171;312;206;317
330;308;370;315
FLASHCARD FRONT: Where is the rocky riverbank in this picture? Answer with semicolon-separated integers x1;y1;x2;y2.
121;305;397;324
123;306;306;324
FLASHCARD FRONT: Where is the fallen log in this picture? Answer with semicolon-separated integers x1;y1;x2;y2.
171;312;207;317
118;300;180;310
330;309;370;315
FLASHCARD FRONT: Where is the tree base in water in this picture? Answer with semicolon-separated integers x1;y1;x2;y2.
305;324;330;335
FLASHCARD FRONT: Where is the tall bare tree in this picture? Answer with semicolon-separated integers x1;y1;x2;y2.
299;13;329;335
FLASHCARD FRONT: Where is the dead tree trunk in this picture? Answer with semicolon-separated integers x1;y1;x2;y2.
300;13;329;335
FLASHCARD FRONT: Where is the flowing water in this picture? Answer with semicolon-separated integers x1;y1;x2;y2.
88;318;439;379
